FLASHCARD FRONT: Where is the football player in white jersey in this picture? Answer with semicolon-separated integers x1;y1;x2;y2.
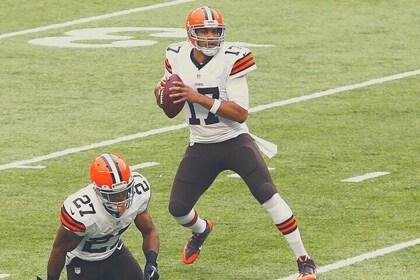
153;6;316;280
46;153;160;280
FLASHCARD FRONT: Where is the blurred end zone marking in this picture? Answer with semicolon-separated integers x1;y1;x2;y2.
0;274;10;279
276;238;420;280
130;162;160;171
0;69;419;171
0;0;196;40
342;171;390;182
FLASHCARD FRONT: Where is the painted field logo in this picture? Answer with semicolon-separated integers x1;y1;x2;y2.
28;27;274;49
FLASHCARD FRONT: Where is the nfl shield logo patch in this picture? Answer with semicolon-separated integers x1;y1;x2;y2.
75;267;81;274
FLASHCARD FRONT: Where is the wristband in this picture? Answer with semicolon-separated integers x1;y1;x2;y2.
47;275;59;280
209;99;221;114
146;251;158;265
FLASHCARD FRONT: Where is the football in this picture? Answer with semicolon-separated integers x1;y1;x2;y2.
160;74;185;118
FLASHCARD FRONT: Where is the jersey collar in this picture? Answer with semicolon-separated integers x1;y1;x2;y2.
190;49;213;70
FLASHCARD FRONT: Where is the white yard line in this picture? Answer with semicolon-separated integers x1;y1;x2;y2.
0;69;419;170
250;69;420;113
0;124;187;170
0;0;196;40
342;172;390;182
130;162;160;170
276;238;420;280
0;274;10;279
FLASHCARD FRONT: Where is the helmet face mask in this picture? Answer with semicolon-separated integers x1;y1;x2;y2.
90;153;134;217
186;6;225;56
94;179;135;217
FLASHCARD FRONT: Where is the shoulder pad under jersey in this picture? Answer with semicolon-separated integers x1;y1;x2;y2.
131;172;152;213
221;43;257;79
60;186;99;234
164;41;190;74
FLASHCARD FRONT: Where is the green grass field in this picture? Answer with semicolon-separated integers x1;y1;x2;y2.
0;0;419;279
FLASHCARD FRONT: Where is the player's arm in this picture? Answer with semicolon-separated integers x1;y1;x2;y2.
47;225;83;279
135;209;160;258
170;76;249;123
135;210;160;279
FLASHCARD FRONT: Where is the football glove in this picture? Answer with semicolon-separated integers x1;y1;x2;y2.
144;262;159;280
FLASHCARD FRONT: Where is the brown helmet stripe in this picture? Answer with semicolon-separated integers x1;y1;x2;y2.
101;154;123;184
202;6;213;21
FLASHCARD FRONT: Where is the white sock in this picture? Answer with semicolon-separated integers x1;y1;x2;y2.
172;209;207;233
263;193;309;258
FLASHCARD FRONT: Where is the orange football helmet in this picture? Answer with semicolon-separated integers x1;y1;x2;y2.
90;153;134;217
186;6;225;56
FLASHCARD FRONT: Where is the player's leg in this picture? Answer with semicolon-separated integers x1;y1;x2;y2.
229;134;316;279
178;210;213;264
169;143;221;264
106;245;143;280
66;257;106;280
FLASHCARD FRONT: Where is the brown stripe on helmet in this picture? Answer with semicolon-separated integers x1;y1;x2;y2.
100;155;116;184
110;154;123;182
202;6;213;20
210;7;216;21
101;154;123;184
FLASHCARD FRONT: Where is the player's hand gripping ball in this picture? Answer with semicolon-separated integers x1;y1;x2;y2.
160;74;185;118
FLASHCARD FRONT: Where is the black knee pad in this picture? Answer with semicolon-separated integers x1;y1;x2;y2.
168;199;191;217
252;182;277;205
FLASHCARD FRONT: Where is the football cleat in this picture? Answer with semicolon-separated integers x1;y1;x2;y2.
182;220;213;264
297;256;316;280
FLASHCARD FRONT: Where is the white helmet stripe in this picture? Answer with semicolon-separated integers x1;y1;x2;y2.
101;153;123;184
203;6;213;20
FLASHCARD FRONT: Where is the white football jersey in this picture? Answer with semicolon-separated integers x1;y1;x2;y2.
163;41;257;143
60;172;151;263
